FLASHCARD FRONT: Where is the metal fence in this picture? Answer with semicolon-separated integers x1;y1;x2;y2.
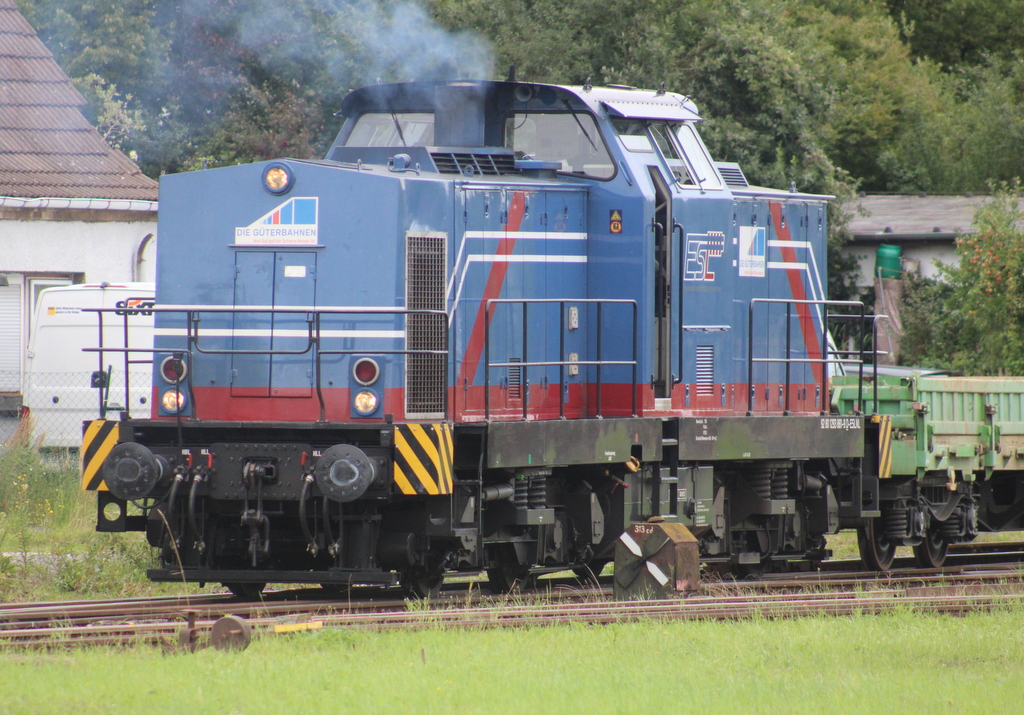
1;369;151;449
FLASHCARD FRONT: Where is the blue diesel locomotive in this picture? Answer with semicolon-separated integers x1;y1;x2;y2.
81;78;943;596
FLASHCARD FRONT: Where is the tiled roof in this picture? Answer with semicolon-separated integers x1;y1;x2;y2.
0;0;157;200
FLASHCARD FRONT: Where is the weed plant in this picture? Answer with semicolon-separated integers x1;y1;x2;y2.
0;432;197;602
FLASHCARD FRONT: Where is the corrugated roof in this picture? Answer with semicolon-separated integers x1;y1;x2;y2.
0;0;157;201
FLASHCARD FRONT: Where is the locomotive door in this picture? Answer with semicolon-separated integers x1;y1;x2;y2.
675;192;731;410
452;188;506;420
230;251;316;398
648;166;674;400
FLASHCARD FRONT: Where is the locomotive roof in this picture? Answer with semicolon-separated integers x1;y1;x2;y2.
339;80;704;123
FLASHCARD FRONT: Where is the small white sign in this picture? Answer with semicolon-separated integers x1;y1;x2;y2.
283;265;307;278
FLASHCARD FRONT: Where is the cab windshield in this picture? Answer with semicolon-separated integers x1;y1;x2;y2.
346;112;435;147
504;112;615;179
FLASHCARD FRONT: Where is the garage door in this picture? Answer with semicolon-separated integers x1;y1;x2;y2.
0;285;22;392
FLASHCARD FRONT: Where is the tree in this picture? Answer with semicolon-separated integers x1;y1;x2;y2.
885;0;1024;70
940;183;1024;374
899;183;1024;374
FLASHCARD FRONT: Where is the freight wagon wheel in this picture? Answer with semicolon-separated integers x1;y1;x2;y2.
224;582;265;600
857;520;896;571
912;528;949;569
400;569;444;599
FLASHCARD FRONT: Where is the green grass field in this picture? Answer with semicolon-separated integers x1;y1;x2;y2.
1;609;1022;714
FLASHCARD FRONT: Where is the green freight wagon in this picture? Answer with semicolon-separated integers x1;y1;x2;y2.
832;374;1024;569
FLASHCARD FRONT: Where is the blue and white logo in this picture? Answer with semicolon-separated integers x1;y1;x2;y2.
738;226;766;277
235;197;318;246
684;231;725;282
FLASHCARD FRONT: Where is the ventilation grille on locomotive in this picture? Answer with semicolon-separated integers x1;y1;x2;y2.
406;234;447;416
715;162;749;188
507;357;522;400
696;345;715;395
431;152;518;176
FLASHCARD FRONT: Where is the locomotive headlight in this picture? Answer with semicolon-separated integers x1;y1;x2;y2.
353;390;378;415
159;355;187;383
161;389;187;412
352;357;380;386
263;164;292;194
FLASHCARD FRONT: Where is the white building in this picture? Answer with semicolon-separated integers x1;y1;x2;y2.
0;0;157;414
842;194;1014;288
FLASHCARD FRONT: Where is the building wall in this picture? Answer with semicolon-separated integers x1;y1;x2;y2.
840;242;959;289
0;208;157;406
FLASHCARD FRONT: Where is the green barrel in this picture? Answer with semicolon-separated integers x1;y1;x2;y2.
875;244;902;279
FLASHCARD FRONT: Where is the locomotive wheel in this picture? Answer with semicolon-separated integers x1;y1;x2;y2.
912;528;949;569
486;565;535;593
573;560;609;585
224;582;265;600
400;569;445;599
857;520;896;571
486;545;536;593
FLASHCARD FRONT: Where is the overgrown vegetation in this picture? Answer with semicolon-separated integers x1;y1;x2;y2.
0;428;193;601
898;182;1024;373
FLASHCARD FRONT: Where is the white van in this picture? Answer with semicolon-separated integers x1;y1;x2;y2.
23;283;154;448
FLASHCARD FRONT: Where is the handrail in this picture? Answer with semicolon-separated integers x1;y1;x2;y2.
746;298;877;416
85;305;449;422
483;298;638;420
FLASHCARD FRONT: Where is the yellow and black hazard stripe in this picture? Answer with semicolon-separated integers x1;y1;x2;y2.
874;414;893;480
81;420;120;491
393;423;454;496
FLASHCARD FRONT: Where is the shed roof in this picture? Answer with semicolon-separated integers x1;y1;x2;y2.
0;0;157;201
849;195;1023;243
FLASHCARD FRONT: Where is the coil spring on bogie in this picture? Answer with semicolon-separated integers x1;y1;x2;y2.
528;478;547;508
743;461;790;500
771;470;789;500
744;467;772;500
883;508;909;539
513;480;529;509
938;506;964;539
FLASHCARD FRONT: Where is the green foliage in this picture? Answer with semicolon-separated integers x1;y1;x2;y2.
0;444;79;528
895;273;959;368
899;182;1024;373
940;182;1024;374
886;0;1024;70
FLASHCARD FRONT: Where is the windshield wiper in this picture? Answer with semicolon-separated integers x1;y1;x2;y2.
562;99;598;153
389;106;407;147
378;79;407;147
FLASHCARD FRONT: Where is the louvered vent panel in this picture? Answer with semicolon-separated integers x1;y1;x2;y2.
696;345;715;395
507;357;522;400
716;162;749;188
406;234;447;416
430;152;518;176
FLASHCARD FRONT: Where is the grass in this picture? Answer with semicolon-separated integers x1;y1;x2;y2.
0;608;1022;713
0;436;201;602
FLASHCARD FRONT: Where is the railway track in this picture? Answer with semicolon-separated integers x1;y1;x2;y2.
3;557;1024;651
